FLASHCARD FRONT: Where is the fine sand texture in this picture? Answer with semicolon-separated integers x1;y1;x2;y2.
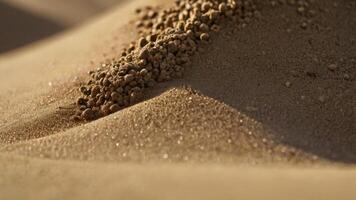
0;0;356;199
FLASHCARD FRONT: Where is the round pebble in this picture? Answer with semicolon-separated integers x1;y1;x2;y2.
81;108;95;121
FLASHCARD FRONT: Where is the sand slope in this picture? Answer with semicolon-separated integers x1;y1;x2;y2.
0;0;356;199
183;1;356;163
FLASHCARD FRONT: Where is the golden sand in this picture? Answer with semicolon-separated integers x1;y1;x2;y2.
0;0;355;199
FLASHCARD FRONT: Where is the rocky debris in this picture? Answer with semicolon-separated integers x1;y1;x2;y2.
73;0;260;121
73;0;319;121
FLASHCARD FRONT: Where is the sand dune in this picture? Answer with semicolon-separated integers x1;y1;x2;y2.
0;0;124;53
0;0;356;199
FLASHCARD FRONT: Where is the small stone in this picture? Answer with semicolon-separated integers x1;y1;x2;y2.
147;34;158;42
200;33;210;41
91;85;101;97
177;21;185;31
327;64;338;71
124;74;135;83
138;37;148;48
79;105;87;111
76;97;86;106
201;2;211;13
81;108;95;120
199;23;209;32
103;78;110;86
87;99;96;107
285;81;292;88
139;68;148;76
110;104;120;113
211;25;220;32
111;92;123;102
79;86;87;93
297;6;305;14
219;3;227;12
343;73;351;80
101;104;111;115
138;48;149;59
129;87;143;103
301;22;308;29
209;10;220;21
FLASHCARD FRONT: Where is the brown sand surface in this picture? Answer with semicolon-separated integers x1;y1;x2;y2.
0;0;356;199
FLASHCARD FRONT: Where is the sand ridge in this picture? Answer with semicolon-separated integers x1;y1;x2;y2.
1;0;355;164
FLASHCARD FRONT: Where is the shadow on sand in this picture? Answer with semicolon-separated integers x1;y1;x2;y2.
182;4;356;163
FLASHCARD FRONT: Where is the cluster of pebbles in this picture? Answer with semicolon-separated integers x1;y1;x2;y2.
73;0;259;121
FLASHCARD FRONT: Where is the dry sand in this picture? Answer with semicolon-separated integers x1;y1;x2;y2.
0;0;356;199
0;0;125;53
2;0;125;24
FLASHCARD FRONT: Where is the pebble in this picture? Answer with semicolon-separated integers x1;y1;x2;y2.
343;73;351;80
124;74;135;83
200;33;210;41
138;37;148;48
81;108;95;120
110;104;120;112
297;6;305;14
76;97;86;106
301;22;308;29
327;64;338;71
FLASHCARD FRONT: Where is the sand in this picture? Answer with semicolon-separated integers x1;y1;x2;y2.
0;0;125;53
1;154;356;200
0;0;356;199
2;0;125;25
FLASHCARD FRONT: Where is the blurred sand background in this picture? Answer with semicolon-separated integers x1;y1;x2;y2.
0;0;355;199
0;0;124;53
